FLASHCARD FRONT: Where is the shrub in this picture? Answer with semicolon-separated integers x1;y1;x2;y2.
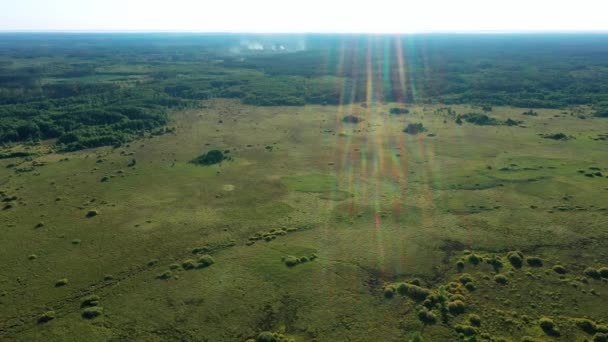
417;308;437;324
384;286;396;298
539;317;559;336
543;133;569;140
467;254;481;265
469;314;481;326
526;257;543;267
284;256;299;267
455;324;477;336
574;318;597;334
456;260;465;270
257;332;277;342
342;115;362;123
585;267;601;279
507;251;523;268
182;259;197;270
55;278;68;287
459;274;474;284
28;254;37;260
486;257;503;272
599;267;608;278
81;295;100;307
403;123;427;135
448;300;466;314
390;107;409;115
198;255;215;268
464;282;476;291
461;113;499;125
38;311;56;323
157;270;172;280
396;283;431;301
494;274;508;284
81;306;103;319
553;265;567;274
594;333;608;342
86;210;98;218
191;150;225;166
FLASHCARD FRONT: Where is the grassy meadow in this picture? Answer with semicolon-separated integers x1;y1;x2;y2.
1;97;607;341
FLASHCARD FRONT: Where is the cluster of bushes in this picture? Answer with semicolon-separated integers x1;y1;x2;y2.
190;150;225;166
403;123;427;135
5;34;608;153
282;253;317;267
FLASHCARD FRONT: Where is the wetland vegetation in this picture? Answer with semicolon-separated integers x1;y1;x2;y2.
0;33;607;341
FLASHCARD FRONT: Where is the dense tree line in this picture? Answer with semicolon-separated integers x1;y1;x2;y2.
1;33;608;150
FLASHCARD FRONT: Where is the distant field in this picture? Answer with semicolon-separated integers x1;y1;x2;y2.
1;99;607;341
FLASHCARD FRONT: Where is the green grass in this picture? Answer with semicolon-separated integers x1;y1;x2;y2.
0;101;607;341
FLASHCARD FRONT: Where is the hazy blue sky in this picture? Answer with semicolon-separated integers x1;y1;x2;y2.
1;0;606;33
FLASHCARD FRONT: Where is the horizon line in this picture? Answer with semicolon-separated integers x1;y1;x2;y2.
2;29;608;35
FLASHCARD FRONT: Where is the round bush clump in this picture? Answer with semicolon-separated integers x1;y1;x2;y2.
28;254;37;260
539;317;559;336
467;254;480;265
459;274;474;284
81;295;100;308
448;300;466;314
593;333;608;342
55;278;68;287
284;256;299;267
384;286;396;299
507;251;523;268
585;267;601;279
599;267;608;278
198;255;215;268
456;260;465;270
454;324;477;336
575;318;597;334
86;210;98;218
494;274;509;284
417;308;437;324
469;314;481;326
157;270;172;280
465;282;476;291
81;306;103;319
38;311;56;323
526;257;543;267
257;331;277;342
552;265;567;274
182;259;196;270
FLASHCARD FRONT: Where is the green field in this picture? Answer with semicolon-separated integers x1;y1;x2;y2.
1;34;608;341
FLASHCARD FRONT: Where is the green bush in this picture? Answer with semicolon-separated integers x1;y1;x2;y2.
157;270;172;280
469;314;481;326
507;251;523;268
81;306;104;319
390;107;409;115
448;300;466;314
417;308;437;324
191;150;225;166
38;311;56;323
553;265;567;274
198;255;215;268
55;278;69;287
403;123;427;135
81;295;100;308
182;259;197;270
494;274;508;284
599;267;608;278
585;267;601;279
461;113;499;125
342;115;362;123
526;257;543;267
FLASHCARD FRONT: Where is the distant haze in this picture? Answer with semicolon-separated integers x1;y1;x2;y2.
1;0;607;33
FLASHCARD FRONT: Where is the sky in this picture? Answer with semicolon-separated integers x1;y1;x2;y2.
1;0;607;33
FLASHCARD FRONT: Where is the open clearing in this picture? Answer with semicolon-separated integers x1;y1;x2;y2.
1;99;607;341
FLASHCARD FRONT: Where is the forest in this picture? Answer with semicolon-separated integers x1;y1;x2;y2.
1;33;608;150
